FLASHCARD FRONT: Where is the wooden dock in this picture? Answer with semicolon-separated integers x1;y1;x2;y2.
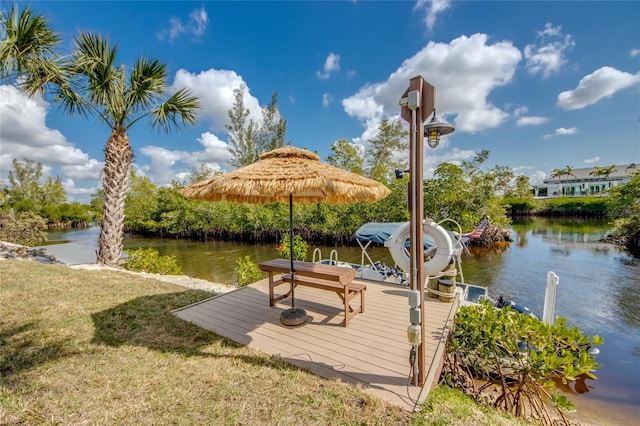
172;277;459;411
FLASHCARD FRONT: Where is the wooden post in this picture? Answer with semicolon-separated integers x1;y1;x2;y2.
401;76;435;386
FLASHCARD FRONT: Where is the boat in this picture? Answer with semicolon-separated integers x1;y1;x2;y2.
312;222;411;285
314;219;536;314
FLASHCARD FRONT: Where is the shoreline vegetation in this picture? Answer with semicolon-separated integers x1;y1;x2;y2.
2;157;638;259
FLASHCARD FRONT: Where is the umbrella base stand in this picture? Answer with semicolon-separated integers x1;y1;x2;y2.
280;308;308;326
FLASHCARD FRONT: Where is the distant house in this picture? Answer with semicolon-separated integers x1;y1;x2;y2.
533;164;638;198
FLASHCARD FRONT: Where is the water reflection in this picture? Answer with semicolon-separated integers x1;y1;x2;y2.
468;218;639;413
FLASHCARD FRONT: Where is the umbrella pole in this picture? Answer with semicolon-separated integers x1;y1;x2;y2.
289;192;296;309
280;193;307;326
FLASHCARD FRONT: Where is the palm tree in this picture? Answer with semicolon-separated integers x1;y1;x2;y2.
600;164;616;179
589;165;617;194
3;6;200;266
563;165;575;196
56;33;200;266
0;5;63;94
589;166;604;178
550;168;564;196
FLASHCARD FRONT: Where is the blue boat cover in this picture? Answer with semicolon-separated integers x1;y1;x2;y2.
355;222;405;244
355;222;436;248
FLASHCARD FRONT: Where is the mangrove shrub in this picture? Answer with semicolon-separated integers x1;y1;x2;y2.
234;256;265;287
444;301;602;425
123;248;183;275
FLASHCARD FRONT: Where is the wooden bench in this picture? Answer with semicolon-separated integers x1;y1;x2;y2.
259;258;366;326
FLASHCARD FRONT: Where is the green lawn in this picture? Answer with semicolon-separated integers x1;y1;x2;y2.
0;260;529;425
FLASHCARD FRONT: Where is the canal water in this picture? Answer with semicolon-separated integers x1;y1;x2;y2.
44;218;640;418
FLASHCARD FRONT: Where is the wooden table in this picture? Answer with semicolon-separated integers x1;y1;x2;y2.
259;258;365;326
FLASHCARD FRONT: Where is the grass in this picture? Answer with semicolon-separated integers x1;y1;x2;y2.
412;386;531;426
1;260;529;425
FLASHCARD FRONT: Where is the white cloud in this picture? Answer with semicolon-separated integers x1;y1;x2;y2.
630;48;640;58
1;85;68;149
557;66;640;110
516;116;549;126
62;178;97;196
414;0;452;32
0;84;96;172
322;93;333;107
529;170;546;185
512;106;528;117
343;33;522;145
317;53;341;80
139;146;191;185
158;7;209;42
139;132;232;185
584;156;600;164
342;85;385;121
190;7;209;36
555;127;577;135
191;132;234;166
61;159;103;180
542;134;552;140
172;68;262;131
351;118;382;146
524;23;574;78
0;85;102;202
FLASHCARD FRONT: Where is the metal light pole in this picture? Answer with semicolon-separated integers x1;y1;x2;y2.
400;76;434;386
400;76;454;386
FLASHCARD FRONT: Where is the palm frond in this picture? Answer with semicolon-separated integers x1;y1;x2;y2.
150;88;200;133
52;76;92;119
0;5;63;94
125;57;167;119
129;58;166;101
70;33;122;108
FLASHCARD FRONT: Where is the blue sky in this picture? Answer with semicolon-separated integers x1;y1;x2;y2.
1;1;639;203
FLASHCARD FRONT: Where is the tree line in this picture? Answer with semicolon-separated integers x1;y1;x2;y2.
2;153;638;256
0;159;93;227
119;149;521;246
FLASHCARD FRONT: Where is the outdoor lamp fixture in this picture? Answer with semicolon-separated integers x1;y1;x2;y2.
424;111;455;148
395;168;410;179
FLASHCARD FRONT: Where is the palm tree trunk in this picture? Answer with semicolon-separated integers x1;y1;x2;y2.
97;130;133;266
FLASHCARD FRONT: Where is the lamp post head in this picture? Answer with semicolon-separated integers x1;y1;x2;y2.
424;113;455;148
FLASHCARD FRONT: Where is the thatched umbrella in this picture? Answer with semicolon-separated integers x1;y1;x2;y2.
180;145;390;326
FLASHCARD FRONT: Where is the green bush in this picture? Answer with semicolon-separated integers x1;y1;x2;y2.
123;248;183;275
234;256;265;287
277;233;308;261
444;301;602;425
607;172;640;255
540;196;608;213
0;212;47;246
502;196;540;213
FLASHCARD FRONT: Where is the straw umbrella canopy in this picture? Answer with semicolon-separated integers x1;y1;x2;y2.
180;145;390;326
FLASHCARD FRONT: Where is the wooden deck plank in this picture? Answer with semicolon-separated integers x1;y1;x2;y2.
188;296;410;378
172;277;459;411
